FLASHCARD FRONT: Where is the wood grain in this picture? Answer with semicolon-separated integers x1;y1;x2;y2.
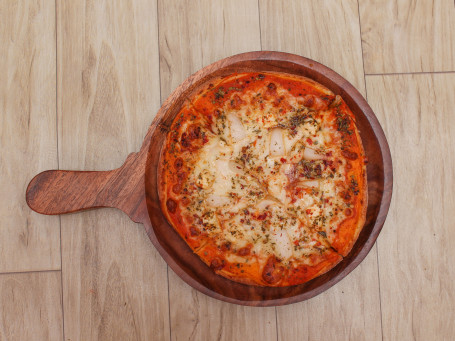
360;0;455;74
158;0;277;338
276;251;381;341
0;0;60;272
0;271;63;341
260;1;383;339
56;0;169;339
366;73;455;340
260;0;366;96
158;0;261;100
168;271;276;341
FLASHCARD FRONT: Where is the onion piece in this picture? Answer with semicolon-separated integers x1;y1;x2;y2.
206;194;230;207
303;147;325;160
228;160;245;176
256;199;277;211
270;231;293;260
298;180;319;188
270;128;285;156
227;113;247;141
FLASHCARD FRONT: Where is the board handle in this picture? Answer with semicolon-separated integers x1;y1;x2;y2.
26;152;147;223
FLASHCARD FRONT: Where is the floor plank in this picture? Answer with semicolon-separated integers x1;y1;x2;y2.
276;251;382;341
57;1;170;339
359;0;455;74
260;0;366;95
158;1;277;340
158;0;262;100
366;73;455;340
168;269;277;341
0;271;63;341
259;1;383;339
0;0;60;273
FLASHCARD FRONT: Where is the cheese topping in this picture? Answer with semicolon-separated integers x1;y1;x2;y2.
161;72;366;286
177;82;355;264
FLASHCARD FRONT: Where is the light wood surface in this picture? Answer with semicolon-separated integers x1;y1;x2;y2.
366;73;455;340
0;0;60;273
359;0;455;74
0;271;63;340
56;1;169;340
1;0;454;339
260;0;366;95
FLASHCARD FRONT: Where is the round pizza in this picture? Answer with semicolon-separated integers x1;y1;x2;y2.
158;72;367;287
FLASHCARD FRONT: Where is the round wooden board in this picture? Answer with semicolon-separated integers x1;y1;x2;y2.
142;51;393;306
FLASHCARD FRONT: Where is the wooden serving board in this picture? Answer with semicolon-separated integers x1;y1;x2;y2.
26;51;393;306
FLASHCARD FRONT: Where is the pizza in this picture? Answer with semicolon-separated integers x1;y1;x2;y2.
158;72;367;287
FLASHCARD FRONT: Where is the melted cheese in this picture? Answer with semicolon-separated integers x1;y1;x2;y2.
170;75;360;272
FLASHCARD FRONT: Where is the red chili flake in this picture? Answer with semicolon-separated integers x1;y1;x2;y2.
240;219;245;223
280;158;287;163
306;137;313;145
306;209;312;215
293;240;299;246
256;213;267;220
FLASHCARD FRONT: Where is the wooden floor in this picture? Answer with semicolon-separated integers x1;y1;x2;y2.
1;0;454;340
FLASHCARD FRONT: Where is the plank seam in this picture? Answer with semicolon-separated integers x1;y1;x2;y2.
357;1;384;340
0;269;61;276
366;70;455;77
156;1;172;340
55;1;66;339
258;0;262;50
275;306;278;341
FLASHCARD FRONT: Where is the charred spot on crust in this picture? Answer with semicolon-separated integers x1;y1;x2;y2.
266;82;277;97
262;256;284;284
267;82;277;91
237;246;251;256
174;157;184;169
210;258;225;271
220;242;231;252
166;198;177;213
303;95;314;107
176;171;187;183
341;150;358;160
172;183;182;194
180;132;190;148
345;208;353;217
188;125;201;140
341;191;352;202
189;226;200;236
